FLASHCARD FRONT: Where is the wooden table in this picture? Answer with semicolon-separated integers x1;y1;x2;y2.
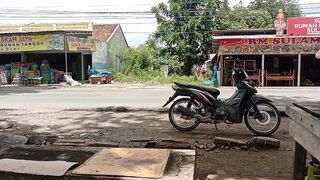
266;70;295;86
286;104;320;180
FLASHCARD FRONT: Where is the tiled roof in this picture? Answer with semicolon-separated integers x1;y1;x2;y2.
93;24;118;41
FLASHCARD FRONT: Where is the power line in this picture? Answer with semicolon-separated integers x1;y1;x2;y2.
1;1;318;9
0;2;319;23
1;2;320;14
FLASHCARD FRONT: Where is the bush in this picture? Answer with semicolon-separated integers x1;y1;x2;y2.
113;44;211;86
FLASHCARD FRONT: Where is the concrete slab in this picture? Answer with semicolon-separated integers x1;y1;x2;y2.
0;132;28;146
72;148;170;179
0;159;77;176
0;146;195;180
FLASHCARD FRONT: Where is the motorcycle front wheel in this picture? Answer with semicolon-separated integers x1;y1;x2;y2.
169;98;200;131
244;101;281;136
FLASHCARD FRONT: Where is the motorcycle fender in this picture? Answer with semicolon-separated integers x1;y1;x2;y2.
162;93;179;107
253;94;273;103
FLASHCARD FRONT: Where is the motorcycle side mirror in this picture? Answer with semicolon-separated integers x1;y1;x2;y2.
235;58;240;65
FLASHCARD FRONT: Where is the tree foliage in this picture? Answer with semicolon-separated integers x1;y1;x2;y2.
119;0;302;78
152;0;222;75
220;0;301;30
249;0;301;20
122;45;156;75
220;6;273;29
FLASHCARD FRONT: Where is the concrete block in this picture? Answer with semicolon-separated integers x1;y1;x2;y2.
0;132;28;146
246;136;280;149
213;137;246;147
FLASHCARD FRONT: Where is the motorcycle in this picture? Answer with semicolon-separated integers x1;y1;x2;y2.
163;58;281;136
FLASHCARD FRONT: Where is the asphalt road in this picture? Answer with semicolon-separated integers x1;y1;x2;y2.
1;85;320;112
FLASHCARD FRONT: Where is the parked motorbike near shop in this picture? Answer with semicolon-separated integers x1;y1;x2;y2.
163;57;281;136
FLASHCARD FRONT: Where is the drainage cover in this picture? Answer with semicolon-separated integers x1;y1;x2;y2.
72;148;170;178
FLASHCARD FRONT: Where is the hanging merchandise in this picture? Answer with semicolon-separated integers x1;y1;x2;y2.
50;70;55;84
7;63;20;85
31;64;38;71
0;66;7;84
1;60;68;85
4;65;11;83
40;60;51;84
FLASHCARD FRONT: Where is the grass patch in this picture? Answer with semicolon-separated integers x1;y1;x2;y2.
112;70;219;87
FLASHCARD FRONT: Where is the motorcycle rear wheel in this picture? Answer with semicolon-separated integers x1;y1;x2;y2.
244;101;281;136
169;98;200;131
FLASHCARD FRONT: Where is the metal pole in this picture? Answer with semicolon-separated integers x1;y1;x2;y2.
298;54;301;87
64;33;68;74
20;52;24;62
219;55;223;86
81;53;84;80
261;54;265;87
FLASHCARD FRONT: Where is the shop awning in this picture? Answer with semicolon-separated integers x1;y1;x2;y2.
212;35;320;40
214;35;320;55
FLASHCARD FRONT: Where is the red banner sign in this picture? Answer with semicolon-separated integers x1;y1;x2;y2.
219;37;320;55
287;17;320;36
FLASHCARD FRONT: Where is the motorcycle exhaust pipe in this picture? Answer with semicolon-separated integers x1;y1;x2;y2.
177;105;196;117
177;105;207;122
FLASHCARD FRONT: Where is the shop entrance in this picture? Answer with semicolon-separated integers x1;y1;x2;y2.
67;53;81;80
25;52;82;80
83;54;92;80
223;55;262;86
264;55;297;86
301;55;320;86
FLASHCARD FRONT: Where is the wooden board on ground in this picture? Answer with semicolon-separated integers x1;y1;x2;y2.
0;159;77;176
72;148;170;179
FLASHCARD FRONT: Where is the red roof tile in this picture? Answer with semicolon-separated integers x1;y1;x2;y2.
93;24;118;41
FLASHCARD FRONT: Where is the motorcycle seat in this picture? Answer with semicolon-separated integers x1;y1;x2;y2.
174;82;220;97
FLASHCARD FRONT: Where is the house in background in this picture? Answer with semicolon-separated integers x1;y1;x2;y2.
93;24;129;72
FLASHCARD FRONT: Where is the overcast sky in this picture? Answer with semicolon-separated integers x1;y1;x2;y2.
0;0;319;47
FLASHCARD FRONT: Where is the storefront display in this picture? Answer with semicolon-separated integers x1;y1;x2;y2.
0;61;67;85
0;33;93;83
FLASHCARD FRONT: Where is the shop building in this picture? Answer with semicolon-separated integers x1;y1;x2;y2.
0;22;128;84
212;27;320;87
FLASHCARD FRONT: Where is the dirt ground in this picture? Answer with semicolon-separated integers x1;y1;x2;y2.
0;108;293;179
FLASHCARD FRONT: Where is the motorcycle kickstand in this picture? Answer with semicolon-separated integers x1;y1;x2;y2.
214;122;218;131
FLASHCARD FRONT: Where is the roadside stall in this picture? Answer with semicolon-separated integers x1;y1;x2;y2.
213;35;320;87
0;23;97;85
0;33;65;85
212;16;320;87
